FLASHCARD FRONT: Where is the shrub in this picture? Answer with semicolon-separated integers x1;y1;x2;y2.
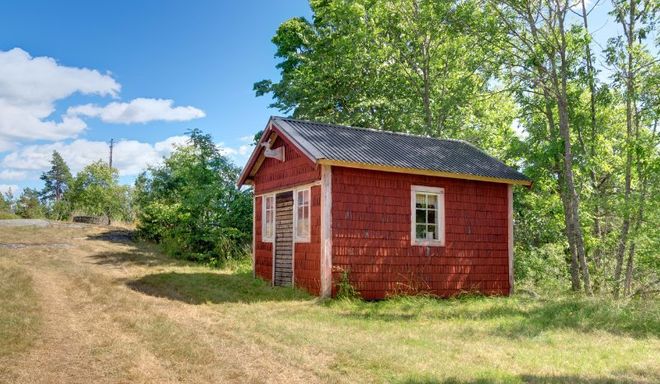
336;269;360;300
134;129;252;266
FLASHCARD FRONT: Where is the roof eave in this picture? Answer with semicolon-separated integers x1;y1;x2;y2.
317;159;533;187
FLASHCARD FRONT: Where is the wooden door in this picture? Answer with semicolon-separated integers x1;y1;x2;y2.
274;191;293;286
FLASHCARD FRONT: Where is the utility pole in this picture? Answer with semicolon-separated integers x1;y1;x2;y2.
109;138;114;168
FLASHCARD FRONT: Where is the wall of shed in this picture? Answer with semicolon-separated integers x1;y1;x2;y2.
252;134;322;295
331;166;510;300
253;135;321;195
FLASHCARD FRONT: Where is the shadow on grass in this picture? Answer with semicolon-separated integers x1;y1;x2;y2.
86;229;134;244
126;271;311;304
333;295;659;340
88;250;188;267
400;371;658;384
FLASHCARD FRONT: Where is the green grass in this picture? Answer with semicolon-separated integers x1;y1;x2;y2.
0;211;20;219
0;262;41;357
1;224;657;383
128;269;659;383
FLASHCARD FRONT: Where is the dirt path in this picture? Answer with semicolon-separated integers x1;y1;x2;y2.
0;225;321;384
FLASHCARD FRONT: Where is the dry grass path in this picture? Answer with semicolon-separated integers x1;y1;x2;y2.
0;223;658;383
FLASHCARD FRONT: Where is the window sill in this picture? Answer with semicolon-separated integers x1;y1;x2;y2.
411;240;445;247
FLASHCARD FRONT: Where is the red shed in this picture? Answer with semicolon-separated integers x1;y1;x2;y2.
238;117;532;299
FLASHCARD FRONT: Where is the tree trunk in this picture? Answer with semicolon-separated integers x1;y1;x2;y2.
614;0;636;299
580;0;604;290
540;77;580;291
555;7;591;294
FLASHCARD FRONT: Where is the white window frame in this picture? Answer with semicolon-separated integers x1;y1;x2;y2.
293;186;311;242
411;185;445;246
262;194;275;243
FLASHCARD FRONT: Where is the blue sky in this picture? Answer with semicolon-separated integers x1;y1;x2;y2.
0;0;312;193
0;1;636;195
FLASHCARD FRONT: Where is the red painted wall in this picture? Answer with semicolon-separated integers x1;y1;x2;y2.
253;134;321;195
331;166;510;300
252;131;322;294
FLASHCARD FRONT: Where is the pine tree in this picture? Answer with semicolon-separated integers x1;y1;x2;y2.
40;151;72;202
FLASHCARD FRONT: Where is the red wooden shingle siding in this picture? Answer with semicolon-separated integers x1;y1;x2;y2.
253;134;321;195
331;166;510;300
252;133;322;294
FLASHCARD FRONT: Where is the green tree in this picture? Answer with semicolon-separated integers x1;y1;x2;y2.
15;188;45;219
255;0;508;139
606;0;658;296
135;129;252;264
39;151;72;202
69;161;128;224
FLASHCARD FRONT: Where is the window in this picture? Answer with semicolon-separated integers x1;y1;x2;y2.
262;194;275;242
294;187;310;242
411;185;444;246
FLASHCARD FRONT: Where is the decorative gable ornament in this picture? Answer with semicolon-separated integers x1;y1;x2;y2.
261;142;285;162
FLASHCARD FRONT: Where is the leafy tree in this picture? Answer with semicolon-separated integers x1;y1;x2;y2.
15;188;45;219
606;0;658;296
39;150;74;220
135;129;252;264
255;0;508;139
40;151;72;202
68;161;128;224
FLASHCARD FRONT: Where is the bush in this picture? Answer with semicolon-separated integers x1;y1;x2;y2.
134;129;253;266
515;242;568;290
0;212;19;220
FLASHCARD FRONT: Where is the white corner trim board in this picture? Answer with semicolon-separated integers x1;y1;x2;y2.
320;165;333;298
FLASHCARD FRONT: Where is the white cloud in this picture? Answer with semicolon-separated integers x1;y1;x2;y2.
67;98;205;124
239;135;254;143
0;184;20;195
0;170;27;181
1;136;187;177
0;48;206;151
0;48;120;144
217;143;252;157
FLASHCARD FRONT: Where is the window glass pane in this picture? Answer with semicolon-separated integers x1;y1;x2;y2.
415;193;426;208
427;194;437;209
415;224;426;239
416;209;426;224
427;224;437;240
303;218;309;235
427;209;436;225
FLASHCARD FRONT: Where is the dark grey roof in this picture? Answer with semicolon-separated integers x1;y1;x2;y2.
272;116;530;184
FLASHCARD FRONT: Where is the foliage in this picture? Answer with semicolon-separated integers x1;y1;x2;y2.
336;269;360;300
39;151;74;220
134;129;253;265
0;191;14;218
39;150;72;203
68;160;130;223
14;188;45;219
255;0;513;142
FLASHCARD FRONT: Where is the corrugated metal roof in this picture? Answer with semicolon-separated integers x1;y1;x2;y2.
272;117;530;184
